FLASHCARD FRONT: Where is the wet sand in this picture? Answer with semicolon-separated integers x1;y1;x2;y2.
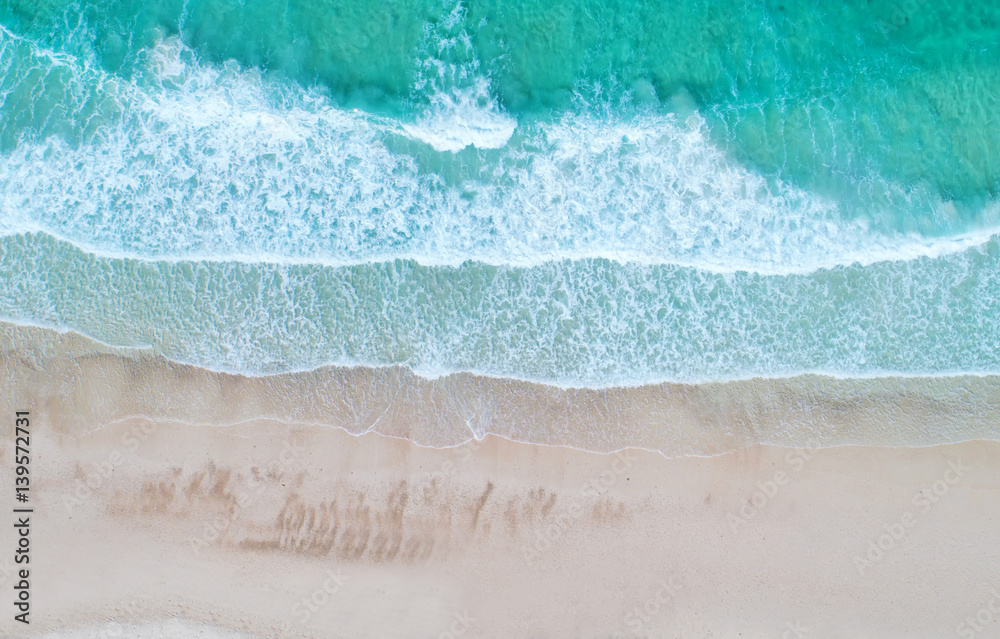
3;321;1000;456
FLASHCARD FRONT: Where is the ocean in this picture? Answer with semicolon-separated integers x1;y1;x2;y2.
2;0;1000;387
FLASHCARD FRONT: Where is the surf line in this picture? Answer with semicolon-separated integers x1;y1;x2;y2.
13;410;31;625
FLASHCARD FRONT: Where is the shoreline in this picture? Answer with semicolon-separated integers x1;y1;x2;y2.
4;321;999;456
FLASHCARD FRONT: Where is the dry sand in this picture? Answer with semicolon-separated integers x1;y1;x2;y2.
0;418;997;638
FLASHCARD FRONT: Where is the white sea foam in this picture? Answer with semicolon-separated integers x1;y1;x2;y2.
3;227;1000;385
400;75;517;151
2;33;996;275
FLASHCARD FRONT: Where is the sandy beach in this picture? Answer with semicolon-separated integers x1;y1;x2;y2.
2;324;999;638
1;407;998;637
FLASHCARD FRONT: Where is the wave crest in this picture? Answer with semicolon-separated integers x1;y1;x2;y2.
2;34;997;275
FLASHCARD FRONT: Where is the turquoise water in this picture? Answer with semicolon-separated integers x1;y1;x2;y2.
2;0;999;385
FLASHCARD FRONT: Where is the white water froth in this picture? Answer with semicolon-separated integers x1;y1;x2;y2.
1;33;997;274
401;74;517;151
